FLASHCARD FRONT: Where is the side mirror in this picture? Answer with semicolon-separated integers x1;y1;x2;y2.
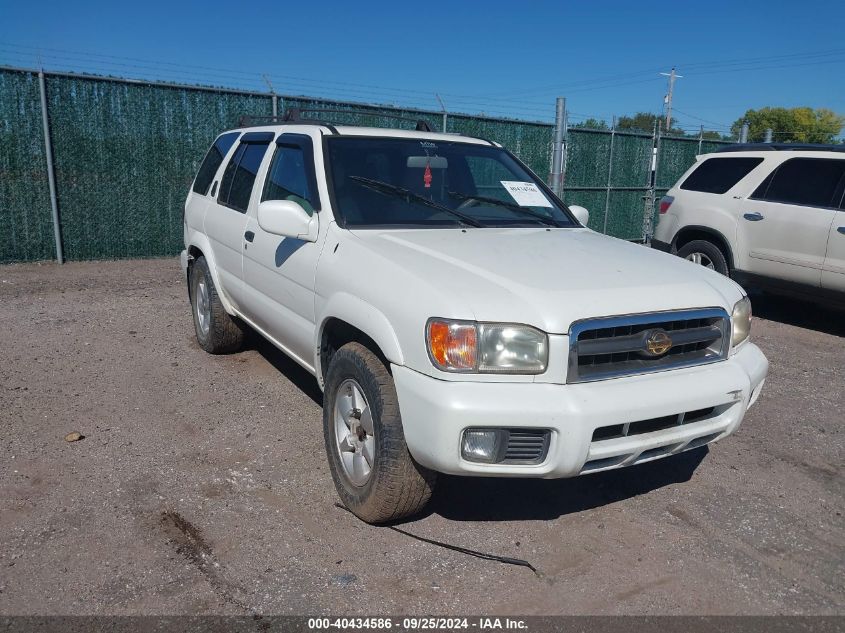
257;200;318;242
569;205;590;227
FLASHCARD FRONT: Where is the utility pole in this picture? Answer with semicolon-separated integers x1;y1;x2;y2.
262;74;278;117
435;93;448;133
660;68;682;131
549;97;566;196
740;120;750;143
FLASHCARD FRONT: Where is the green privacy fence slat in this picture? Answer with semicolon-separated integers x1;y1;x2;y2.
561;129;653;240
563;129;611;187
47;75;272;260
448;115;552;178
655;136;700;189
609;133;653;187
0;67;735;262
0;71;54;263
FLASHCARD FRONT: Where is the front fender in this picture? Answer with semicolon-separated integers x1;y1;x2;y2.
314;292;404;387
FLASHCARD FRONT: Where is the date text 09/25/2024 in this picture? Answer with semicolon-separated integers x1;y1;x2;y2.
307;618;528;630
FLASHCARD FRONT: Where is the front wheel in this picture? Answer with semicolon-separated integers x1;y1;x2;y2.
677;240;730;276
323;342;436;524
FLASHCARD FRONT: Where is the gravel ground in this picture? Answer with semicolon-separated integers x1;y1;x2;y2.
0;258;842;616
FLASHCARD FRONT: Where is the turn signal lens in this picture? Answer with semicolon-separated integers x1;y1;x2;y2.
427;320;477;371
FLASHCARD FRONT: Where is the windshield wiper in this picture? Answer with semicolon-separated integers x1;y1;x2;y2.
447;191;561;227
349;176;484;228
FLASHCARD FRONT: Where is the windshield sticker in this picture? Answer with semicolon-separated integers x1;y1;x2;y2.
500;181;553;208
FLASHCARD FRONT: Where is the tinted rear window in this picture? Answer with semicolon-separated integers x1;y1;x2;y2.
680;157;763;194
192;132;239;195
218;141;270;213
751;157;845;208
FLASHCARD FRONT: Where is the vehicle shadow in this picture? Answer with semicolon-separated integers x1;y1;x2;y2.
244;329;324;406
749;291;845;337
428;447;708;522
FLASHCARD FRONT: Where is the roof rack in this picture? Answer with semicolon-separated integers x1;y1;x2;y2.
238;108;435;134
714;142;845;153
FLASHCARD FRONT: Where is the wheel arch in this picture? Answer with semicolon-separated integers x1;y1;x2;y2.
315;295;404;389
673;225;736;271
184;234;236;315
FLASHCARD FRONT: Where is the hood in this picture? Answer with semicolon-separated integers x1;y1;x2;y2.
349;227;743;333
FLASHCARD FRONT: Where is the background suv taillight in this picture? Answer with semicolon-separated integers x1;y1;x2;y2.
658;195;674;214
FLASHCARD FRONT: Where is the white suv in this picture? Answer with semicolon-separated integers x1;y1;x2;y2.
653;144;845;304
181;113;768;523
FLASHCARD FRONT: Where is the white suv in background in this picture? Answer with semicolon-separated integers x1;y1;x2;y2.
652;144;845;305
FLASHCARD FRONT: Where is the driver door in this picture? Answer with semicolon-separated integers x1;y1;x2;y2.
241;134;324;368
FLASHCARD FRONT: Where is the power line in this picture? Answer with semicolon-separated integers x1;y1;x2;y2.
671;108;732;129
469;47;845;98
0;45;568;119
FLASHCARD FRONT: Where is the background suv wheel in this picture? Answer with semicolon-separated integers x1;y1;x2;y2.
677;240;730;276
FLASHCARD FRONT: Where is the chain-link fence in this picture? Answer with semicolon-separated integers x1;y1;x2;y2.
0;66;732;263
562;127;733;240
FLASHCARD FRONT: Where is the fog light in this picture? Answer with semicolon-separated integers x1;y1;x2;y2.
461;429;506;463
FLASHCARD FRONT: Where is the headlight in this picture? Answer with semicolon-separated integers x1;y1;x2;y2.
426;319;548;374
731;296;752;347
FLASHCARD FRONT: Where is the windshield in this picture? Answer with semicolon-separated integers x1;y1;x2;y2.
325;137;577;228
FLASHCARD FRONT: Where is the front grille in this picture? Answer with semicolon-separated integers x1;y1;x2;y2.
502;429;550;464
591;407;717;442
568;308;730;383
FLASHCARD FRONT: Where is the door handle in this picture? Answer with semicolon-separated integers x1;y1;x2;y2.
838;227;845;235
244;231;255;242
743;212;765;221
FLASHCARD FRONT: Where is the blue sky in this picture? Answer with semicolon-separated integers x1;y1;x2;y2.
1;0;843;135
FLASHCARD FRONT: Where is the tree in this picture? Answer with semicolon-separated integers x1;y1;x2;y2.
730;107;845;143
578;118;609;130
616;112;685;136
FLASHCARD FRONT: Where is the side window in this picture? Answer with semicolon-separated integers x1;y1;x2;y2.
679;157;763;194
262;136;321;216
218;139;271;213
192;132;239;195
751;158;845;208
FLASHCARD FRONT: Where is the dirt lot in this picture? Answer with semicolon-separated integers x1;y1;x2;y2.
0;258;842;616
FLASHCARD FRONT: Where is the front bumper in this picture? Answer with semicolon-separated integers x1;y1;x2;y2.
392;342;767;477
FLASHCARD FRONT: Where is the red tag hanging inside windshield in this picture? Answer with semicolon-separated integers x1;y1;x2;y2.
423;163;432;188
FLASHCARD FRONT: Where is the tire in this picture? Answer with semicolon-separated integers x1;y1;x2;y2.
189;256;245;354
323;342;436;524
677;240;730;276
